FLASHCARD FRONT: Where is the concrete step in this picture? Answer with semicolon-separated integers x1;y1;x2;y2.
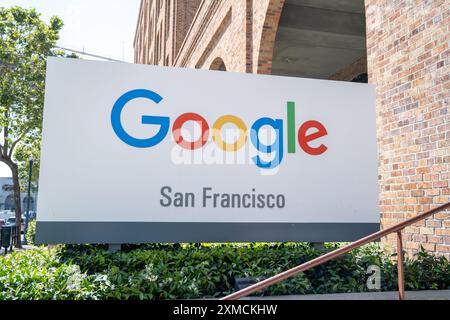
243;290;450;300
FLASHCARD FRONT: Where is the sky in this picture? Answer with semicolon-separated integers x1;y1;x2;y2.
0;0;141;177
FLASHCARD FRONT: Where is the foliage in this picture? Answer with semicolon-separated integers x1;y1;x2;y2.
0;6;78;193
0;6;65;243
25;218;36;245
402;248;449;290
0;248;112;299
0;6;64;175
0;243;448;300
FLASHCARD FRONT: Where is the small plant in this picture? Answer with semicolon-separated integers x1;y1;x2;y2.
25;219;36;245
404;246;450;290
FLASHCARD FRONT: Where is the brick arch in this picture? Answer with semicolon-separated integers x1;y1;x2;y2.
257;0;285;74
209;57;227;71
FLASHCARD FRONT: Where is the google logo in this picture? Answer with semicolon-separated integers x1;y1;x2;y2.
111;89;328;169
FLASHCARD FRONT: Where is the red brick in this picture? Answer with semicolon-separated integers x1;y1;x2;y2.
135;0;449;259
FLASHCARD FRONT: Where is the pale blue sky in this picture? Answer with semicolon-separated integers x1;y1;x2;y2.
0;0;141;177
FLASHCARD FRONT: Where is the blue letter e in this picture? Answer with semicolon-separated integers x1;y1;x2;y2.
111;89;169;148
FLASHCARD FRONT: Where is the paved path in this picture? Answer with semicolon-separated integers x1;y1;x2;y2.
243;290;450;300
0;244;35;255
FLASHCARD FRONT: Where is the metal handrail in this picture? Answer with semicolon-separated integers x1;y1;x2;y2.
221;202;450;300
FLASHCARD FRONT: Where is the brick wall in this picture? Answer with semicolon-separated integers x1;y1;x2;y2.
365;0;449;258
134;0;449;258
134;0;202;66
135;0;284;73
174;0;202;58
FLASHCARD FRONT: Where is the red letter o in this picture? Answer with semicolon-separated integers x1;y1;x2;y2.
172;113;209;150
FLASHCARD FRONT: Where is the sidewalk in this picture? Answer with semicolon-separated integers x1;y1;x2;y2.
0;244;35;255
243;290;450;300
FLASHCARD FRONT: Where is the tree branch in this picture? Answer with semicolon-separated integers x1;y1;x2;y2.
8;133;25;158
3;120;8;158
0;128;3;152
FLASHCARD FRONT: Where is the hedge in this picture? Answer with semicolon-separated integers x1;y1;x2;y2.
0;243;448;300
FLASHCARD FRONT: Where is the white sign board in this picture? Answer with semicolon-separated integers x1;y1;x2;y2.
36;58;379;243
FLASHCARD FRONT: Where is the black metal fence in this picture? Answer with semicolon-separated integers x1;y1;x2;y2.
0;224;20;254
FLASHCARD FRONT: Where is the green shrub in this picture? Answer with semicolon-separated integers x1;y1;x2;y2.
25;219;36;245
0;248;111;300
0;243;448;300
403;248;449;290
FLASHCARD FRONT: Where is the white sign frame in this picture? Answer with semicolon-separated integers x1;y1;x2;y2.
36;58;379;243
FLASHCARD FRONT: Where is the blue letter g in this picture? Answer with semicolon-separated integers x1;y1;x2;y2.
111;89;169;148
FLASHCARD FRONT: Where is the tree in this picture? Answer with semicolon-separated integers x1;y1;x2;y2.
0;6;63;247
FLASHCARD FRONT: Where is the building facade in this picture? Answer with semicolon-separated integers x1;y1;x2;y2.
134;0;449;258
0;177;37;213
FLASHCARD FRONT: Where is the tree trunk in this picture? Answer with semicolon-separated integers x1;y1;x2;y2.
3;158;22;248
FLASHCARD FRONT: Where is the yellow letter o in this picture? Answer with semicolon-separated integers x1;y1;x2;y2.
212;115;247;151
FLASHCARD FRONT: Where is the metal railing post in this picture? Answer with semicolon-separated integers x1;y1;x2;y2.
220;202;450;300
397;231;405;300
